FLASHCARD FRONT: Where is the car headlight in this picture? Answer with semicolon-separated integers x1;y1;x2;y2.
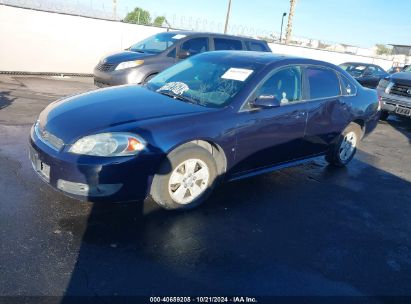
378;78;389;89
385;82;395;94
115;60;144;71
69;133;146;157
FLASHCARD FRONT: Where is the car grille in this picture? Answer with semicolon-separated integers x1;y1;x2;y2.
390;83;411;97
96;62;115;72
35;122;64;151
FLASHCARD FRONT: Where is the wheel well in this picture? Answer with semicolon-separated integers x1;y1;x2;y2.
172;140;227;175
144;73;158;82
352;119;365;137
190;140;227;175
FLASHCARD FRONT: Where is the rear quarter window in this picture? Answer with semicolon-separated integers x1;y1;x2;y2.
306;67;341;99
214;38;243;50
339;73;357;96
246;41;269;52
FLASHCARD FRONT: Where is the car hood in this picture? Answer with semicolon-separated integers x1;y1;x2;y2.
100;51;154;64
390;72;411;86
39;86;212;143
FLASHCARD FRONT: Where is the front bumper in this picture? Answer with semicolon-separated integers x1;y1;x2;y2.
93;67;146;87
29;125;162;203
378;90;411;118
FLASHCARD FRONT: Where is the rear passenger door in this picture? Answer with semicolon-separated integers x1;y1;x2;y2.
213;37;244;51
302;66;346;155
361;66;380;88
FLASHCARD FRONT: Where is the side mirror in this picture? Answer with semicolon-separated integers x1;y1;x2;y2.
178;50;190;59
251;95;281;108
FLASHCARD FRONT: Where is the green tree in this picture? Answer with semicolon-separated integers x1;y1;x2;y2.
153;16;166;27
124;7;151;25
375;44;392;55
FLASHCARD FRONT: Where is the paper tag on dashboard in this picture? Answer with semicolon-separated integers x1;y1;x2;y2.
221;68;254;81
172;34;187;39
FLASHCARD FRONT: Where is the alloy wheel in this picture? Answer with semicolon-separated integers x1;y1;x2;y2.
168;158;210;204
339;131;357;161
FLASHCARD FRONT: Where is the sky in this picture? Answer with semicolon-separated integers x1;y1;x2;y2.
113;0;411;48
9;0;411;48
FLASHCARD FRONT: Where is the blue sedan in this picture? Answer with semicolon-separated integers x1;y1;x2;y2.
30;51;380;209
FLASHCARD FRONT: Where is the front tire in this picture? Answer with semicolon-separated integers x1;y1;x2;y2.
326;123;362;167
150;144;218;210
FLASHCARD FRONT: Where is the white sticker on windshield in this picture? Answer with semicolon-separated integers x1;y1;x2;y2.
221;68;254;81
172;34;187;40
157;82;189;95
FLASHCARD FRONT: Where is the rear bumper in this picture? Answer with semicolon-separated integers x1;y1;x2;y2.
93;67;146;87
29;125;163;203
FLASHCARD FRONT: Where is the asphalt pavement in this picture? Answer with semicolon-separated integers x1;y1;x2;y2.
0;75;410;302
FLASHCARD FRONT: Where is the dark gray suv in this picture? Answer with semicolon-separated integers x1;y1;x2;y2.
377;65;411;120
93;31;271;87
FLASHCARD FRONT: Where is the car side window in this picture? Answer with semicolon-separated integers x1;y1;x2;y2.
214;38;243;50
246;41;268;52
339;74;357;96
306;67;341;99
376;66;386;75
256;66;302;105
180;38;209;55
167;48;176;58
365;66;378;76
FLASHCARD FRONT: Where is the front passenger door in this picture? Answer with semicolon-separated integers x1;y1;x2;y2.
178;37;209;60
362;66;380;88
232;66;308;174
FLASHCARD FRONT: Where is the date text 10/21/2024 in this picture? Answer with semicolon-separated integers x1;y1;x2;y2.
149;296;258;303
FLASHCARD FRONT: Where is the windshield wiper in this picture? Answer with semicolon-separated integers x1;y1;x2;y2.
157;90;197;105
130;49;145;53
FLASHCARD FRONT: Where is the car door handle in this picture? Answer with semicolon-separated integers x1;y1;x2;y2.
291;111;305;119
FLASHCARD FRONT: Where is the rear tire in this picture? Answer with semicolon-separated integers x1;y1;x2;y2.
326;123;362;167
379;110;389;121
150;144;218;210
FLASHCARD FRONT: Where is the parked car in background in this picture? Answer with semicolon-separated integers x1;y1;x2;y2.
339;62;389;88
387;65;409;74
377;65;411;120
31;51;380;210
93;31;271;87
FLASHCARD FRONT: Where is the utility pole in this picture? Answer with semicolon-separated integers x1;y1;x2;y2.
285;0;297;45
280;12;287;43
224;0;232;34
112;0;117;20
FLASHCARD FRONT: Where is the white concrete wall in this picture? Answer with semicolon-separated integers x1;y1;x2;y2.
268;43;394;70
0;5;164;74
0;5;395;74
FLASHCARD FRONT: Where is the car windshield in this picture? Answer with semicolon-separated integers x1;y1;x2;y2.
146;55;262;108
404;66;411;73
340;64;368;77
129;32;179;54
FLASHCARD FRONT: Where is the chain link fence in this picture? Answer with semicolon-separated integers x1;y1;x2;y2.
0;0;275;38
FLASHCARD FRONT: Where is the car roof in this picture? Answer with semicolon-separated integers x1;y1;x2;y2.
165;30;268;43
200;51;339;68
341;62;379;67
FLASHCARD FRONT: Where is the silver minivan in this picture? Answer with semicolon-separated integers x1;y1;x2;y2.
93;31;271;87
